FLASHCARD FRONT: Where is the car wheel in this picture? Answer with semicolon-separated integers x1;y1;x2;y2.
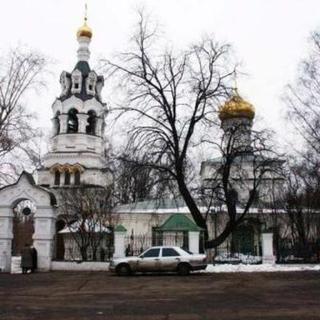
177;263;190;276
116;264;131;276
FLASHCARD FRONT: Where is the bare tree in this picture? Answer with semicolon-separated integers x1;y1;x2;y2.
285;31;320;161
104;13;282;248
104;12;237;247
115;152;178;204
281;161;320;261
284;30;320;260
57;186;117;261
0;48;47;185
115;154;158;204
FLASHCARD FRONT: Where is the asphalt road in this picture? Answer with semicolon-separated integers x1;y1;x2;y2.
0;271;320;320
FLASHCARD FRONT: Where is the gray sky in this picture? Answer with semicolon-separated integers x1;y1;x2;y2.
1;0;320;146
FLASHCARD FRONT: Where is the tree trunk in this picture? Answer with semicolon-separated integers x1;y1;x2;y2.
80;247;88;261
175;169;207;231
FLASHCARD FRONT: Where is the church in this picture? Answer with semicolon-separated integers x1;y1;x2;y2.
0;14;283;272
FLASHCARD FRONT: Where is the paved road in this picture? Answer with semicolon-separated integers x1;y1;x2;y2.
0;271;320;320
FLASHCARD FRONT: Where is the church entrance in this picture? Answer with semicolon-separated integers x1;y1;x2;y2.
232;222;259;256
10;199;36;273
0;172;57;272
55;219;66;260
12;199;36;256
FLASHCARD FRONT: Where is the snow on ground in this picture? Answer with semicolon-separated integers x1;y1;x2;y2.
214;253;262;264
204;263;320;273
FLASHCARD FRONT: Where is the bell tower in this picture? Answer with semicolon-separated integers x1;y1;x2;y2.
38;12;111;188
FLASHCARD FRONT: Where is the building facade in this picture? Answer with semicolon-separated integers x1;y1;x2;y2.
0;16;289;272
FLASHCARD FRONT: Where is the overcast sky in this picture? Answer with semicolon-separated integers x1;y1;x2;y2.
1;0;320;148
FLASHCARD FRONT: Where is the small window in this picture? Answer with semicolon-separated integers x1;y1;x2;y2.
86;110;97;135
65;172;70;185
89;85;93;91
75;83;79;89
162;248;180;257
54;171;60;186
74;170;80;185
142;248;160;258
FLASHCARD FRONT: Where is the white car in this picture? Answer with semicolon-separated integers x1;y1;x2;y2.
109;246;207;276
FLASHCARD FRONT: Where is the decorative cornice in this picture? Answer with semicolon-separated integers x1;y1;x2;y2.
49;163;85;174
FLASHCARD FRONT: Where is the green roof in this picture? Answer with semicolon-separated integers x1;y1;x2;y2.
159;214;202;232
115;225;127;232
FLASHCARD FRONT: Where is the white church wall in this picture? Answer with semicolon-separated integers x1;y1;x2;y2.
43;152;106;169
49;134;104;154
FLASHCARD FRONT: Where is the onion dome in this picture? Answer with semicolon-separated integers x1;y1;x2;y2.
219;89;255;121
77;20;92;39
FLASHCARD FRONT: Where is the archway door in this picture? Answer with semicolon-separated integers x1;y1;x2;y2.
11;200;36;256
0;172;57;272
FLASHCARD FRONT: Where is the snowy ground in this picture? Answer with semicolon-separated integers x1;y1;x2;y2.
204;263;320;273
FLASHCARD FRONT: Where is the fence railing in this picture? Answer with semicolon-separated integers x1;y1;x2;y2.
276;239;320;263
55;233;114;262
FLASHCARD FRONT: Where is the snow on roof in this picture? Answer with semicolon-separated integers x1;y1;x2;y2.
114;198;213;214
59;220;112;234
114;198;286;215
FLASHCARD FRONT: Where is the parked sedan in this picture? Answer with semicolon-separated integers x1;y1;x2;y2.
109;246;207;276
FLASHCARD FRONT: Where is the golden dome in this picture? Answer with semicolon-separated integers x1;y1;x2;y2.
219;90;255;121
77;20;92;39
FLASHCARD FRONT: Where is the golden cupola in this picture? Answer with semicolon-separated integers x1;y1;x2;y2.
219;89;255;121
77;20;93;39
77;4;92;39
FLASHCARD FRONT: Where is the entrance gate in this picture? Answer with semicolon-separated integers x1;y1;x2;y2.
0;172;57;272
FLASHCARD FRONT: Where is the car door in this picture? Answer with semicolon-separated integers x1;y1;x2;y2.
160;248;181;272
137;248;161;272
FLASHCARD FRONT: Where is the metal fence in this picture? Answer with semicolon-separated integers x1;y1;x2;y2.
275;238;320;263
55;233;114;262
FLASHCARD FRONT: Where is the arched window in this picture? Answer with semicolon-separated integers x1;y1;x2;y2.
86;72;97;95
74;170;81;185
71;69;82;94
67;108;78;133
54;171;60;186
54;111;60;135
86;110;97;135
64;171;71;185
